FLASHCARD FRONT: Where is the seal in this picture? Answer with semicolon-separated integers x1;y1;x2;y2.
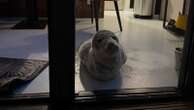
79;30;127;81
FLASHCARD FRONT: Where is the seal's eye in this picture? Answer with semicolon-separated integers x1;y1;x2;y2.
96;38;103;43
112;36;119;42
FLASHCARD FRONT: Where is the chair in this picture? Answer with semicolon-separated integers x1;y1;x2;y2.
90;0;123;32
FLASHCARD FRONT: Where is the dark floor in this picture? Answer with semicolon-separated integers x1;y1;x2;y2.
1;100;194;110
0;105;48;110
75;101;194;110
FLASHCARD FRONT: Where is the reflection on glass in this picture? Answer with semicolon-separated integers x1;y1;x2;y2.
0;16;49;96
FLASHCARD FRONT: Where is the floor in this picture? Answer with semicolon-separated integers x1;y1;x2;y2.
0;11;184;95
0;19;49;94
75;11;184;93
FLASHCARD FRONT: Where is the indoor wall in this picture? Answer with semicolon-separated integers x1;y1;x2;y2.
160;0;189;21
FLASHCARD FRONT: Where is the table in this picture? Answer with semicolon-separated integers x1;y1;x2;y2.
90;0;122;31
163;0;168;28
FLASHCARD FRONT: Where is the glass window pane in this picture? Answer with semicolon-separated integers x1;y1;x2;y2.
0;0;49;97
75;0;188;93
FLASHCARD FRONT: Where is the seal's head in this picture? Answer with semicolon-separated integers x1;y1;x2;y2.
92;30;120;57
79;30;126;81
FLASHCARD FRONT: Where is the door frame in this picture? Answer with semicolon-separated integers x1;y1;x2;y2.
1;0;194;105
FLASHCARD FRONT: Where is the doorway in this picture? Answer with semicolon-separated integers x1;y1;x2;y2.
75;0;188;93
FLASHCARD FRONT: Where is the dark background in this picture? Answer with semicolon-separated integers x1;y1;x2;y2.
0;0;161;18
0;0;47;17
0;0;105;18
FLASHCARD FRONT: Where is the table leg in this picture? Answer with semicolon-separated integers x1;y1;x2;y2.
114;0;122;32
94;0;100;32
91;0;94;24
163;0;168;28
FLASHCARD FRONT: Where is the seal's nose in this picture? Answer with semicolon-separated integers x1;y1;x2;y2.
107;42;119;52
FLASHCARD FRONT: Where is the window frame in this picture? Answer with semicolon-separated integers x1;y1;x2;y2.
0;0;194;105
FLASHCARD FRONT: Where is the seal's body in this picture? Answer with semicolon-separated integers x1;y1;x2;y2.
79;30;127;81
